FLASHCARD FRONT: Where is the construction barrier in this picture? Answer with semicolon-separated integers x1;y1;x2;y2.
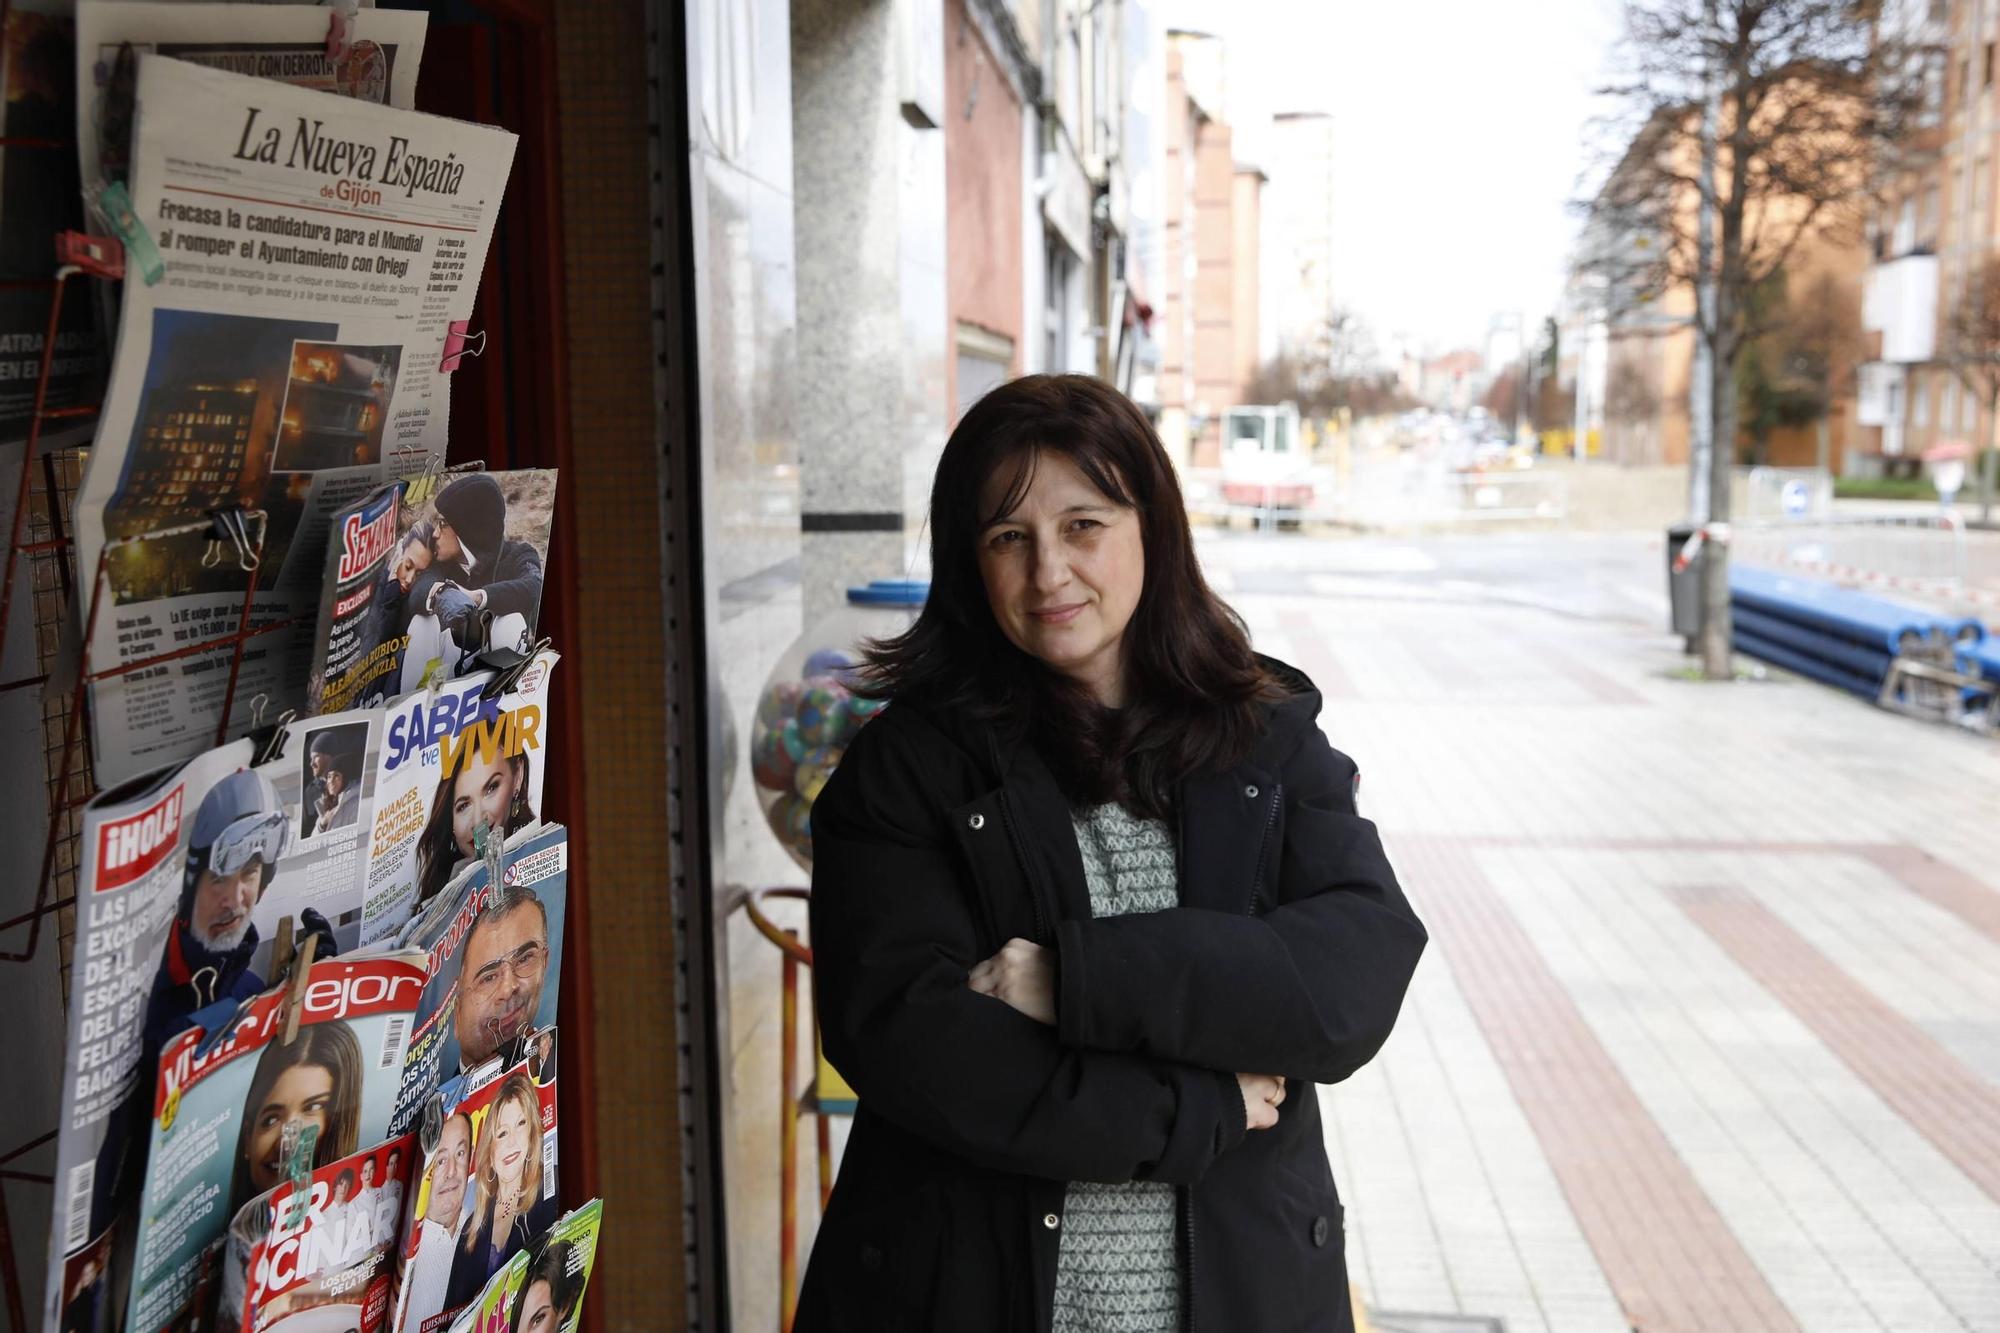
1728;565;1995;727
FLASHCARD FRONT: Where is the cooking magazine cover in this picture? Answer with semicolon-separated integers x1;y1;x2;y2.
221;1133;417;1333
122;950;427;1330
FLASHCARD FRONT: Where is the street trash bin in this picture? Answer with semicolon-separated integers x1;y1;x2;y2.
1667;523;1702;639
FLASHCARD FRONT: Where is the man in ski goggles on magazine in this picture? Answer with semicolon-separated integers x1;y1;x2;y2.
89;769;341;1242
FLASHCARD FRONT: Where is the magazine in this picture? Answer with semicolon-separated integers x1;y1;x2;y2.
391;1042;559;1333
70;53;518;785
445;1199;602;1333
0;1;97;449
359;650;559;945
46;740;247;1333
75;2;428;197
387;825;569;1137
122;949;427;1330
221;1133;416;1333
442;1248;524;1333
308;467;557;717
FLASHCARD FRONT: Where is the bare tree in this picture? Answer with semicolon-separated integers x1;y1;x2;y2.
1587;0;1933;678
1940;255;2000;523
1244;306;1407;423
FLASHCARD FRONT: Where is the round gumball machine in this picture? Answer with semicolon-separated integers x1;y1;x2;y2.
751;579;927;869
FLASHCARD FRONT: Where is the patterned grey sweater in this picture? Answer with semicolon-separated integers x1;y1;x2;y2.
1051;803;1181;1333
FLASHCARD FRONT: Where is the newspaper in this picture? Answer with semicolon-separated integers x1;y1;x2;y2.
444;1199;602;1333
220;1133;416;1333
76;2;428;197
71;53;517;785
0;2;98;449
387;824;569;1137
308;468;557;717
391;1040;559;1333
361;650;558;943
124;949;427;1330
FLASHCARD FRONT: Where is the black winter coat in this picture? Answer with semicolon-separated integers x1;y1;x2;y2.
798;658;1427;1332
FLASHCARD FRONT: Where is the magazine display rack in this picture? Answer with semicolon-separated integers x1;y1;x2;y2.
0;252;304;1330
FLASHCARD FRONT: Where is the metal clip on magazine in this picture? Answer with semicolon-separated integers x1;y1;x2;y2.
202;508;263;573
474;819;507;891
252;705;298;767
477;635;554;701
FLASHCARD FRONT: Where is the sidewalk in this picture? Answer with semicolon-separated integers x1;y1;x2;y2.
1219;539;2000;1333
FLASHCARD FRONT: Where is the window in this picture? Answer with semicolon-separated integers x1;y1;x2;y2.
1984;42;1993;88
1044;235;1078;372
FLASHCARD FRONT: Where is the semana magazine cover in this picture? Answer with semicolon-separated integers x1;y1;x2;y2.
359;651;559;944
309;469;557;717
306;479;407;716
390;1041;558;1333
388;824;569;1136
122;951;427;1330
221;1134;416;1333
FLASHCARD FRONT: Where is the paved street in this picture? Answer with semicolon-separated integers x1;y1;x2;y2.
1200;527;2000;1333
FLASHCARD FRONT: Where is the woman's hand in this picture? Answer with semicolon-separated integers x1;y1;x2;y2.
1237;1073;1286;1130
967;938;1056;1027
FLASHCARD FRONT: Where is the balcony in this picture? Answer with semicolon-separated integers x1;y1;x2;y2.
1862;252;1938;364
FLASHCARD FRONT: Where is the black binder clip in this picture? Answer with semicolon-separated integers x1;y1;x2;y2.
251;699;297;767
201;507;260;572
476;635;553;702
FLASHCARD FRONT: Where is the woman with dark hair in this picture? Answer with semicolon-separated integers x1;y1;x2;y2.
798;375;1426;1331
509;1237;584;1333
414;746;536;906
443;1073;555;1310
227;1021;364;1219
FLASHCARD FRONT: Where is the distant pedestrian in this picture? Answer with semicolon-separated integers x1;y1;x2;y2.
799;374;1428;1332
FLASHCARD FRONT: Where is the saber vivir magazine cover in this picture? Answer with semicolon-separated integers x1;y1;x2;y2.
360;650;559;944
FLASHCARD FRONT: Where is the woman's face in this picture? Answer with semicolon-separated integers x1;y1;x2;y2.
246;1063;335;1193
325;768;347;798
392;538;431;591
517;1280;556;1333
488;1097;533;1196
976;450;1145;707
451;754;520;858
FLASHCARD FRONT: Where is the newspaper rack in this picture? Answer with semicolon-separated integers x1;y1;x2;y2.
0;252;307;1331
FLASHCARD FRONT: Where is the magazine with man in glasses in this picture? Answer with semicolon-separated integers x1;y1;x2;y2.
380;823;569;1140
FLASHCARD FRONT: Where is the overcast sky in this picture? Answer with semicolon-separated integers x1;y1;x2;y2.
1164;0;1622;355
